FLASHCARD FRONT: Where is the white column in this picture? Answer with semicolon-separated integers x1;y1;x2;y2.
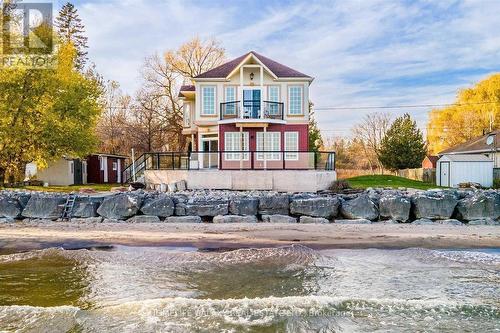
260;66;264;119
240;127;244;170
240;66;244;118
263;127;267;170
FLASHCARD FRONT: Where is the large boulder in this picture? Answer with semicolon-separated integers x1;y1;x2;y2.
22;195;66;220
140;194;175;217
299;216;330;224
96;193;143;220
0;195;23;219
229;197;259;215
258;194;290;215
340;194;379;220
213;215;257;223
290;196;339;218
411;192;458;220
379;194;411;222
127;215;161;223
185;198;228;217
455;192;500;221
166;216;202;223
72;196;104;218
261;214;297;223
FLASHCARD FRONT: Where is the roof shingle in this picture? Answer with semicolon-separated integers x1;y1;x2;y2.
193;51;312;79
439;130;499;154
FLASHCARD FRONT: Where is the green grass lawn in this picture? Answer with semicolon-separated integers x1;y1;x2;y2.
344;175;439;190
1;183;123;193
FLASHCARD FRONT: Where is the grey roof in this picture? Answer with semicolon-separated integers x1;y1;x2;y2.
440;154;492;162
439;130;499;154
193;51;312;79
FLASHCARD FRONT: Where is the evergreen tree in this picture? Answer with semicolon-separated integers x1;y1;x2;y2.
55;2;88;70
308;102;323;152
378;113;426;171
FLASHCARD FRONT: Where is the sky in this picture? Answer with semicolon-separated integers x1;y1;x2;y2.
57;0;500;137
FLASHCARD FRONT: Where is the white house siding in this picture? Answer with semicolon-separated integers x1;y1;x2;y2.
194;65;310;124
436;155;493;187
35;159;74;186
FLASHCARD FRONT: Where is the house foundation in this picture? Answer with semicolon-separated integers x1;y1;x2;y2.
144;170;336;192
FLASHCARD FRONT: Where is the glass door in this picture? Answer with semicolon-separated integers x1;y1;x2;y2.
243;89;261;119
202;139;219;169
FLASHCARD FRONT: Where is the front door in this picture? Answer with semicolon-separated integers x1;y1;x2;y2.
202;140;219;169
440;161;450;187
243;89;261;119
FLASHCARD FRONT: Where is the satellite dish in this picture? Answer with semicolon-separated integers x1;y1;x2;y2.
486;134;495;145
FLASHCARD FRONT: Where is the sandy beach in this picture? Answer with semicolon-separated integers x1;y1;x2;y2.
0;222;499;252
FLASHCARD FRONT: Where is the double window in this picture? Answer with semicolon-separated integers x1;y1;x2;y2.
256;132;281;160
288;86;303;115
202;86;216;115
225;132;249;160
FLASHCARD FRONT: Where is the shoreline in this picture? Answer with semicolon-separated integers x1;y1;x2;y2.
1;222;499;253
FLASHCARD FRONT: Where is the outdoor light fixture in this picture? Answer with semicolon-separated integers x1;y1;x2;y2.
250;72;254;81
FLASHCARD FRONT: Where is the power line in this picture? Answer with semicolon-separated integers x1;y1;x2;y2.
313;101;500;111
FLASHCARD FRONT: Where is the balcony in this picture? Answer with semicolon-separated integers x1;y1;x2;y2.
220;100;284;121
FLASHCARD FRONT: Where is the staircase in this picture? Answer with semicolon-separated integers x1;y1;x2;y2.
122;153;148;184
61;193;77;221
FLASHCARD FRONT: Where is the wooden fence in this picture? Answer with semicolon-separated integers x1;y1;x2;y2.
398;168;436;184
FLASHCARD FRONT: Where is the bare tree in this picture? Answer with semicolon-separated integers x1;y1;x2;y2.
164;37;226;78
352;112;392;173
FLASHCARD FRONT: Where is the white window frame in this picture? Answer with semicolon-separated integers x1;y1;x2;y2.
224;132;249;161
224;86;237;115
112;161;118;171
201;85;216;115
183;103;191;127
268;85;280;102
288;85;303;115
256;132;281;160
284;132;299;160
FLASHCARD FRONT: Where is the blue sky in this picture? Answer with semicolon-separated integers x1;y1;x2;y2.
57;0;500;136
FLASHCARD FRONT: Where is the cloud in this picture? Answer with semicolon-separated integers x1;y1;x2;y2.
67;0;500;136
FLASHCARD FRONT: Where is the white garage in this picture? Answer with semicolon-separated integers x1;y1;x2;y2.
436;154;493;187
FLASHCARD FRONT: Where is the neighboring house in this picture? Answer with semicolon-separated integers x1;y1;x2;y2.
436;131;498;187
439;130;499;167
422;155;438;169
29;153;127;186
128;51;336;192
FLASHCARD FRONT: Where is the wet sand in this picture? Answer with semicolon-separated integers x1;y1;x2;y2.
0;221;499;252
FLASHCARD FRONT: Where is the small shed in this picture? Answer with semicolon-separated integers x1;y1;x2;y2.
86;153;127;184
436;154;493;187
33;158;88;186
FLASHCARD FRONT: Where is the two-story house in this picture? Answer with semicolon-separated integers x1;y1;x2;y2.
179;51;313;170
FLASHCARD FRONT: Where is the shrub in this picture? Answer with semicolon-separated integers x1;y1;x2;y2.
330;180;351;192
493;179;500;189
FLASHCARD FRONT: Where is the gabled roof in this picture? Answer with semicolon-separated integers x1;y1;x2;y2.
439;130;499;155
193;51;312;79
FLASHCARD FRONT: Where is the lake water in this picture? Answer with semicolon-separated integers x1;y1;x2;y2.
0;245;498;332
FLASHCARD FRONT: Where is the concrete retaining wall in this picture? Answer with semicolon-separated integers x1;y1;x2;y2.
144;170;337;192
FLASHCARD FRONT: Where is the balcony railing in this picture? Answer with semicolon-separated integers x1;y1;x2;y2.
123;151;335;180
220;101;284;120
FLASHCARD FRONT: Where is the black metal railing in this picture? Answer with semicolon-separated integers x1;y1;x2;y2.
220;101;284;120
123;151;335;182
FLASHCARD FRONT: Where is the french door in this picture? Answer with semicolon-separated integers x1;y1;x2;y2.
243;88;261;119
